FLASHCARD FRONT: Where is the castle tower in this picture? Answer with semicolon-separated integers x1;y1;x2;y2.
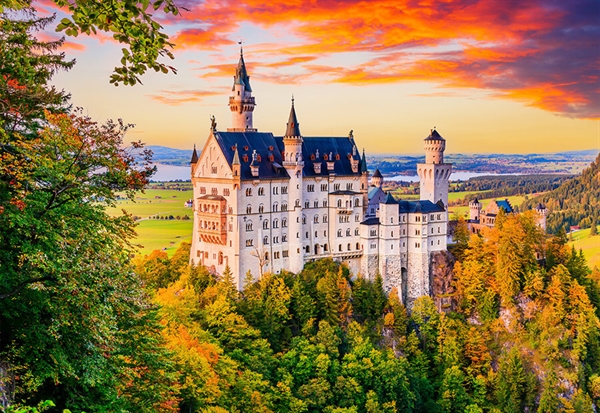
535;203;548;232
360;149;369;214
417;128;452;207
282;97;304;273
372;169;383;188
469;197;482;221
228;47;257;132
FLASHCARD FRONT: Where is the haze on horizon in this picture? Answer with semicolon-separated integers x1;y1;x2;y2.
40;0;599;155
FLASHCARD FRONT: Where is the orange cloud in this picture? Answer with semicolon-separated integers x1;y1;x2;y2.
160;0;600;118
147;89;221;106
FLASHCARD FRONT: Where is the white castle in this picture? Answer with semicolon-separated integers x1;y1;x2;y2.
190;50;452;306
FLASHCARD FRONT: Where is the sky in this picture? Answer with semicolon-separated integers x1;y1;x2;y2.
36;0;599;155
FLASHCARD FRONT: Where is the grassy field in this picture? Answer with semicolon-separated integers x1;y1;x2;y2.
568;227;600;270
107;189;194;256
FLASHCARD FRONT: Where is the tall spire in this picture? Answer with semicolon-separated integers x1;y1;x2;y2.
285;96;301;137
190;144;199;164
232;46;252;92
360;148;368;173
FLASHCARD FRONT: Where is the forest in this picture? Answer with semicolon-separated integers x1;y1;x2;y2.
2;3;600;412
521;155;600;234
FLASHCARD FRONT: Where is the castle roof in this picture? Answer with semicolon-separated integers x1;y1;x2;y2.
190;145;199;164
300;136;364;177
398;200;446;213
232;48;252;92
360;148;368;173
424;128;445;141
383;192;397;204
285;99;301;137
495;199;514;213
373;168;382;178
213;131;289;180
361;217;380;226
368;186;384;200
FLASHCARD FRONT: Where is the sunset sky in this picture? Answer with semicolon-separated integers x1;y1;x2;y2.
39;0;599;155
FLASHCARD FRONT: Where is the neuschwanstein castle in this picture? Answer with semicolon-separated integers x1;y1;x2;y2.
190;50;452;307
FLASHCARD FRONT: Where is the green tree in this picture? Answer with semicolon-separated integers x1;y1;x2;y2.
494;348;533;413
2;0;180;85
438;366;471;413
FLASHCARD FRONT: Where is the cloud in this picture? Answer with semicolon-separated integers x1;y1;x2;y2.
160;0;600;118
147;89;221;105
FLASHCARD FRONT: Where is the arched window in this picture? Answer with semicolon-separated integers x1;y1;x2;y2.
355;228;359;236
339;244;342;251
246;205;252;214
273;202;279;212
258;187;265;196
258;204;264;213
263;220;269;229
218;252;223;265
246;188;252;196
337;199;342;208
263;236;269;245
282;218;288;227
246;221;253;231
323;215;328;223
314;215;319;223
347;243;351;251
356;242;360;250
354;198;359;207
324;244;328;252
273;219;279;228
337;229;342;237
346;228;351;236
302;215;307;224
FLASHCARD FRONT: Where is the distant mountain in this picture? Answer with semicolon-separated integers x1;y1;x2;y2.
139;146;192;166
521;153;600;234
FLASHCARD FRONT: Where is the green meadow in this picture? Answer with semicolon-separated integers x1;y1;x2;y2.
569;227;600;270
107;189;194;256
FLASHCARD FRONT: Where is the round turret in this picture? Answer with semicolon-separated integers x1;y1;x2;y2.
424;128;446;164
372;168;383;188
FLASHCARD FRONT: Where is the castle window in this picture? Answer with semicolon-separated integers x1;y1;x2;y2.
273;187;279;195
223;188;230;196
356;242;360;250
302;216;306;224
321;184;327;191
416;229;420;235
273;203;279;212
431;241;434;246
315;231;318;238
438;240;440;245
371;243;376;249
200;187;206;194
306;246;310;253
314;201;319;208
437;214;441;220
212;166;217;174
282;203;288;211
354;198;359;207
211;187;218;195
415;242;420;248
347;243;351;251
324;244;328;252
283;250;289;258
355;228;359;236
391;231;394;237
334;184;340;191
283;235;287;242
307;184;314;192
305;201;310;209
306;232;309;238
246;188;252;196
314;215;319;223
323;215;328;223
263;220;269;229
431;227;434;233
403;229;406;235
259;204;264;213
324;230;327;236
273;219;279;228
263;236;269;245
258;187;265;196
403;242;405;247
438;227;441;233
403;216;406;222
295;199;300;207
337;229;342;237
274;251;280;259
391;244;394;250
246;221;253;231
390;217;393;224
346;228;351;236
370;229;377;236
246;205;252;214
282;186;288;194
243;155;249;162
273;236;279;244
337;199;342;208
339;245;342;251
282;218;288;227
265;252;269;260
246;239;253;247
430;214;434;220
336;154;341;161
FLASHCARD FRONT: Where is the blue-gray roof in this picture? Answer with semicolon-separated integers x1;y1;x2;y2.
496;200;513;213
214;131;289;180
361;217;380;225
398;200;446;213
300;136;363;177
210;132;364;180
383;192;397;204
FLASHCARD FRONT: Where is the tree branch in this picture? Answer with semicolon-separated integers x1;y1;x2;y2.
0;276;57;300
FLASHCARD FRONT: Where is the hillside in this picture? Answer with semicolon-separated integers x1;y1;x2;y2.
522;153;600;234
